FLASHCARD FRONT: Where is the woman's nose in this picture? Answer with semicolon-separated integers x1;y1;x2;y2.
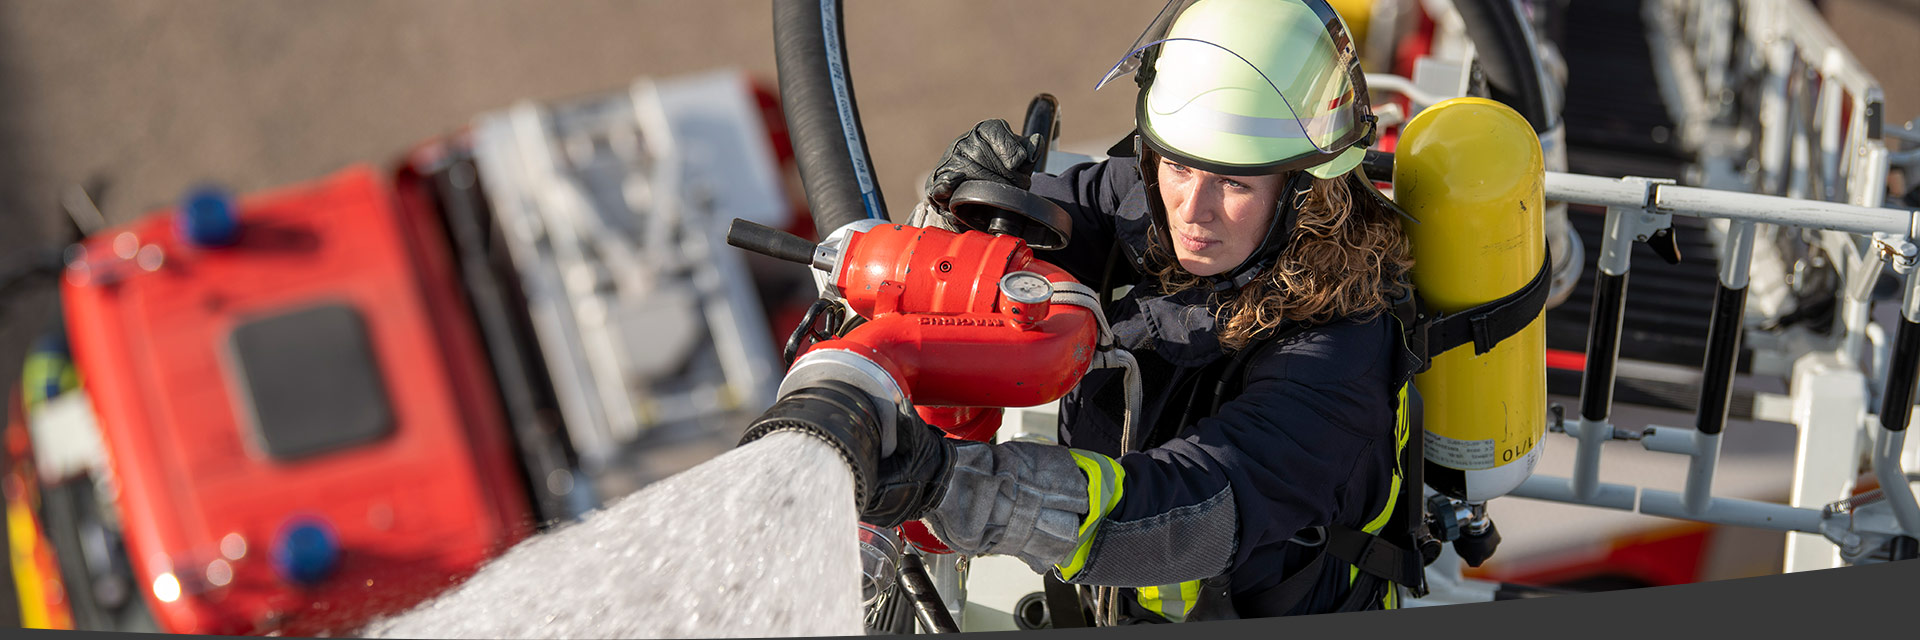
1172;184;1214;224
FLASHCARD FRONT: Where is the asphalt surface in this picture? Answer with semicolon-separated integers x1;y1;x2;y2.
1;0;1917;628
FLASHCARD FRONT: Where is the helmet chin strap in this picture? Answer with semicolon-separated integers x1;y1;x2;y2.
1208;170;1312;293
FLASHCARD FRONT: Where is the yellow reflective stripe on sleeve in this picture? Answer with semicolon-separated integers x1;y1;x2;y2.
1352;383;1411;585
1055;449;1125;581
1136;580;1203;623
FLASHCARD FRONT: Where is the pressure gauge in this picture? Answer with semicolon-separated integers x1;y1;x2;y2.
999;271;1052;305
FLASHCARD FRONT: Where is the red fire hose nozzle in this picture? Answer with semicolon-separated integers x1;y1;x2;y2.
772;222;1099;438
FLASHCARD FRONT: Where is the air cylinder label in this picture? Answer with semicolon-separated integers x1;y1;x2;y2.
1424;432;1498;470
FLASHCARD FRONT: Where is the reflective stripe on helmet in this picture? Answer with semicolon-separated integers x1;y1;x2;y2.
1157;98;1357;142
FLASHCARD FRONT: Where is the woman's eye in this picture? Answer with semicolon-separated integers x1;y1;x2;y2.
1223;179;1248;190
1165;162;1189;174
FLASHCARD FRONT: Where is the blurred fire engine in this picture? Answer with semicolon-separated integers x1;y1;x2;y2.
3;69;812;635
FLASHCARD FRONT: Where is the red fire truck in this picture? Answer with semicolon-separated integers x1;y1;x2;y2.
6;71;807;635
54;166;541;635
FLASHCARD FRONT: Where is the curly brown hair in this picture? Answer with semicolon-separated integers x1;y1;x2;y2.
1149;172;1414;350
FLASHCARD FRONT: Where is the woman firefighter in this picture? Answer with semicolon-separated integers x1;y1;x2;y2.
857;0;1426;620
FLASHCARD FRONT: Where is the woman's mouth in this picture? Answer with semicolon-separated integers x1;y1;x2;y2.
1176;232;1217;252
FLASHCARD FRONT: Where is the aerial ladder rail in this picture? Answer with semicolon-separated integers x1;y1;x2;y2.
1512;169;1920;568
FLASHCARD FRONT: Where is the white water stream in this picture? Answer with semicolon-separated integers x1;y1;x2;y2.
361;432;864;638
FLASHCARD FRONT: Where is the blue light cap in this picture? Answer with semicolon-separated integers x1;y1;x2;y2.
176;184;242;248
271;517;341;586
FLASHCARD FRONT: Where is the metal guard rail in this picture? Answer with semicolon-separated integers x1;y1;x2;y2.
1517;170;1920;554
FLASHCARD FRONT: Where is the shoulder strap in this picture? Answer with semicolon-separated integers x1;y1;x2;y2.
1098;237;1123;309
1240;548;1329;617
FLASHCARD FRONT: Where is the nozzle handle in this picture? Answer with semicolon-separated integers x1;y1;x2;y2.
727;218;818;266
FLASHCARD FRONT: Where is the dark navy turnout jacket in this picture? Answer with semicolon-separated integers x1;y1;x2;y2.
1028;156;1403;619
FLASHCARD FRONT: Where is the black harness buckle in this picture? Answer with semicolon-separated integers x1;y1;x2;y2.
1391;290;1432;375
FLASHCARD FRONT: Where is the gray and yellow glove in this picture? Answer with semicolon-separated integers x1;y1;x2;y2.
921;441;1091;575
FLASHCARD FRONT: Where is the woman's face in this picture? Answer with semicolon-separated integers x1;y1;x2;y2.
1156;158;1287;277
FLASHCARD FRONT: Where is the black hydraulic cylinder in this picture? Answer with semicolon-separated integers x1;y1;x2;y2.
1695;285;1748;436
1580;272;1629;422
1882;319;1920;432
897;553;960;633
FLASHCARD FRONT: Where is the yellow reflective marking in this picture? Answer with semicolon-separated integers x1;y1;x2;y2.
1056;449;1125;581
1134;580;1203;623
1353;384;1410;585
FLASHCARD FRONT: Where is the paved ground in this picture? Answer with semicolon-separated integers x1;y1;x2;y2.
0;0;1916;627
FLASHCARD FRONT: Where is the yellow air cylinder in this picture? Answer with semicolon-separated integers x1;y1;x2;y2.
1392;97;1546;502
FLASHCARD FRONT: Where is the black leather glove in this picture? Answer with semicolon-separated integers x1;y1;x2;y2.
860;412;957;529
925;119;1042;212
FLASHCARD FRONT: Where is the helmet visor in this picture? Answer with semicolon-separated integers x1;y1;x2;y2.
1092;0;1195;93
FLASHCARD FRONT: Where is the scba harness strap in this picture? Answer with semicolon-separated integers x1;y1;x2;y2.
1400;253;1553;372
1237;521;1426;616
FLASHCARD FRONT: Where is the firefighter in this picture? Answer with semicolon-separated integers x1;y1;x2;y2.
863;0;1422;621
